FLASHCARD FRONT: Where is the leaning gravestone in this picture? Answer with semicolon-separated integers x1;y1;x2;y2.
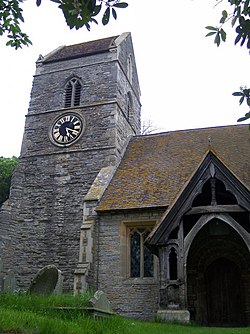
28;265;63;295
87;290;113;317
3;269;16;293
53;269;63;294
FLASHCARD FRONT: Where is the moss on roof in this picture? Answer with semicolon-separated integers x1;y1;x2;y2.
96;124;250;211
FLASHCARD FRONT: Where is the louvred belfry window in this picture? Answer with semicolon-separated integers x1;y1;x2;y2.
64;78;82;107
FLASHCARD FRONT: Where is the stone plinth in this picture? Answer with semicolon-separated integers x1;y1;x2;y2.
157;309;190;323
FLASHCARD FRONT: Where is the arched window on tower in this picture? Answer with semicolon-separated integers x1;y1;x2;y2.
64;78;82;107
127;54;133;83
127;91;133;120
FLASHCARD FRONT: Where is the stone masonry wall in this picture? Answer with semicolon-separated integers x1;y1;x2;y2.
0;33;141;292
95;208;166;320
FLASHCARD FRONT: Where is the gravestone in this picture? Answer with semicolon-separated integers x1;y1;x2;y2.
54;268;63;294
3;269;16;293
88;290;113;316
28;265;63;295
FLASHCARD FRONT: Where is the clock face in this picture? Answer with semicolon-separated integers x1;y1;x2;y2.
50;113;84;146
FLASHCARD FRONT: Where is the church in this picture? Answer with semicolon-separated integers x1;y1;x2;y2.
0;32;249;327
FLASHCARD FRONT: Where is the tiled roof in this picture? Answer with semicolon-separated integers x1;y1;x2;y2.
96;124;250;211
44;35;118;63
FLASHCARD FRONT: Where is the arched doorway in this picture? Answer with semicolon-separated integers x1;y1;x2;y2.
186;219;249;326
205;258;242;326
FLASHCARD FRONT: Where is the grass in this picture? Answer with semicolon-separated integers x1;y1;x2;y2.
0;294;249;334
0;292;92;310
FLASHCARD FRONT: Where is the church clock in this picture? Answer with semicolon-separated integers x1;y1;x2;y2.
50;113;84;147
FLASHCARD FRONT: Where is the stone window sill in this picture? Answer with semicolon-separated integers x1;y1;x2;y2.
122;277;157;285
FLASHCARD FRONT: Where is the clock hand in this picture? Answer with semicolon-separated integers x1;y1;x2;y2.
65;127;78;136
65;127;70;137
65;127;75;137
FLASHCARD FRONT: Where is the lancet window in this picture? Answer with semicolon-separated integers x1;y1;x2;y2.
129;226;154;278
126;91;133;120
127;54;133;82
64;78;82;107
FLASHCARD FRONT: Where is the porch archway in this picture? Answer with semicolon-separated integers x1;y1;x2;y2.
186;218;249;326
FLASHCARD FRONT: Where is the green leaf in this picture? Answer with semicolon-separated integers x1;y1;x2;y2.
237;112;250;122
113;2;128;8
235;34;242;45
102;7;110;25
92;5;101;17
236;25;242;33
220;28;226;42
220;11;228;24
206;31;217;37
240;35;246;46
214;32;221;46
239;96;244;105
205;26;218;31
6;40;13;46
231;15;238;27
220;16;226;24
243;0;250;13
222;10;228;18
112;8;117;20
87;0;97;11
243;88;250;96
239;15;245;25
232;92;244;96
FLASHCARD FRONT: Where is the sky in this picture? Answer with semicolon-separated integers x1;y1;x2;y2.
0;0;249;157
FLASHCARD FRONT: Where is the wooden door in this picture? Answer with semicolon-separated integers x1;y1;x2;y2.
205;258;242;326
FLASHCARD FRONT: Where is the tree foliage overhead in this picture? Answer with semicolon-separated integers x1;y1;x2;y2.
0;0;128;49
0;0;32;49
206;0;250;127
50;0;128;31
206;0;250;49
1;1;249;126
0;156;18;206
232;87;250;127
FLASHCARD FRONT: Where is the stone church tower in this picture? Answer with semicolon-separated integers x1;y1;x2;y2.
0;33;141;291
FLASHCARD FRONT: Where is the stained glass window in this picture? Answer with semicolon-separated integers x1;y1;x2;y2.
129;226;154;278
130;231;140;277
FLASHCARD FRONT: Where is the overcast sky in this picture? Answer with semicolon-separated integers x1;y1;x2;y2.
1;0;249;157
